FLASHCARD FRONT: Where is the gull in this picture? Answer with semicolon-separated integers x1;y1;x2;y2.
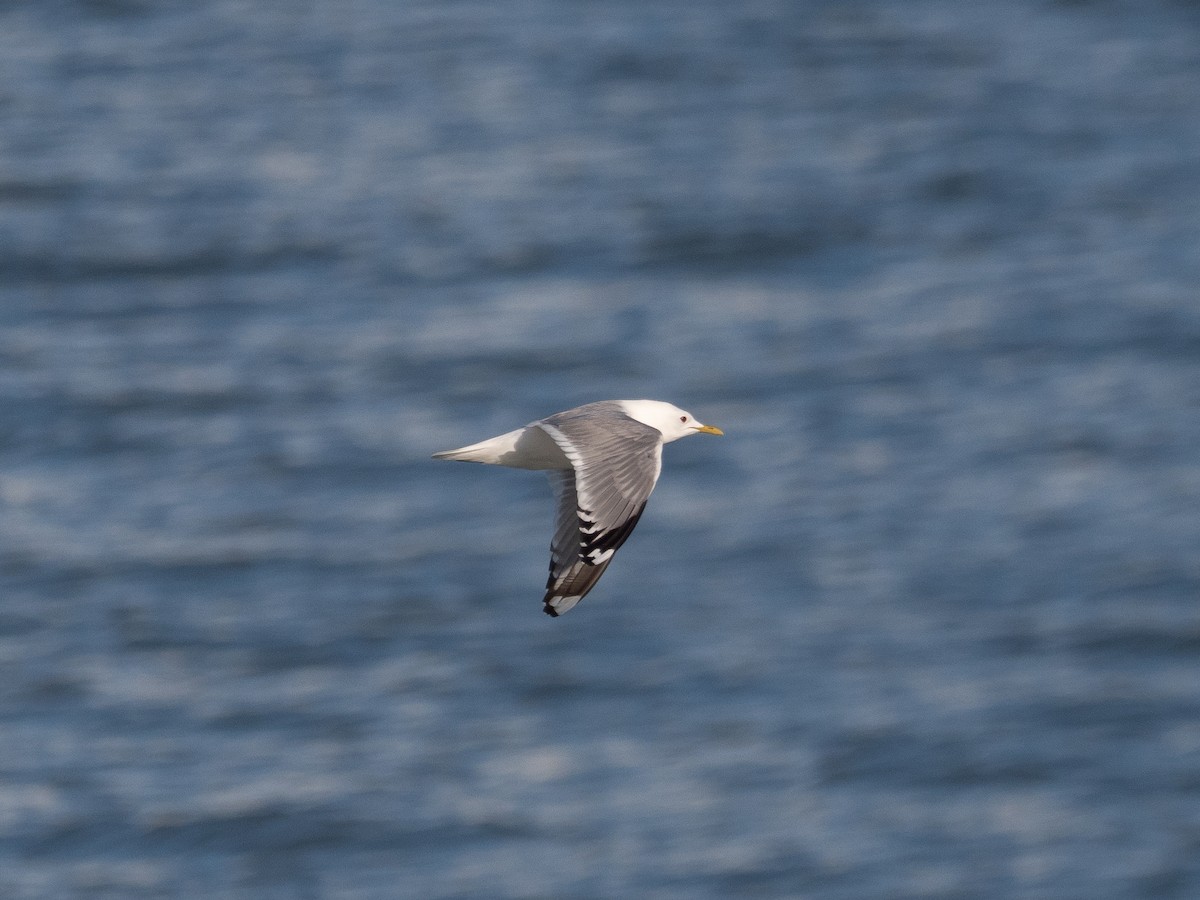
433;400;723;616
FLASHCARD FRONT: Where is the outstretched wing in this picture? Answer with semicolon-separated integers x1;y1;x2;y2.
537;403;663;616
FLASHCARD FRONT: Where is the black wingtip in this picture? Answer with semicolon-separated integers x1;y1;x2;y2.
543;604;560;617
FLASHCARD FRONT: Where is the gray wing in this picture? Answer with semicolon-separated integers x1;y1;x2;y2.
537;404;663;616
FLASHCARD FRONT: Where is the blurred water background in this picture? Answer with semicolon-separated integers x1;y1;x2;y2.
3;1;1200;897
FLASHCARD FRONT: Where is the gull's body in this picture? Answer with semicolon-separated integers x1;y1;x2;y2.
433;399;723;616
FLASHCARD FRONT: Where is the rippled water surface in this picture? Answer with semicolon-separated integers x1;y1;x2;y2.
3;1;1200;898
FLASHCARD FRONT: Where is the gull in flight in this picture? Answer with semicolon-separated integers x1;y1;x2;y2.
433;400;723;616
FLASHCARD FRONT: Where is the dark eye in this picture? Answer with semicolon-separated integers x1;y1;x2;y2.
680;416;688;422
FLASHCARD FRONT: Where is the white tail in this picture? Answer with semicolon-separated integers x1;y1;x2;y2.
432;426;570;470
431;439;504;463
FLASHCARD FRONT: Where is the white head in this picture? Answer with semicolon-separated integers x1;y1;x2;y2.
617;399;724;443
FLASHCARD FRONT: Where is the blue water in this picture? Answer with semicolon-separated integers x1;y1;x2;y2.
3;1;1200;897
